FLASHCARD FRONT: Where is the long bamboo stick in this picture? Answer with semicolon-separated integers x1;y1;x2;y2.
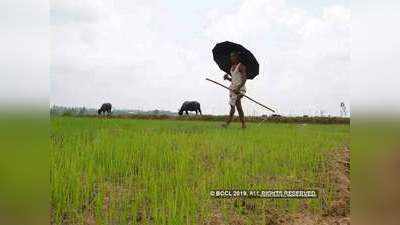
206;78;276;113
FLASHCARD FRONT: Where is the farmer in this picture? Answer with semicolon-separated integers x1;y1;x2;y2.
222;51;247;128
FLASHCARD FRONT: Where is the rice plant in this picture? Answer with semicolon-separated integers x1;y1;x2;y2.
50;117;349;225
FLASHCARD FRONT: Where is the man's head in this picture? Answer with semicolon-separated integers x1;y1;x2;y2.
230;51;240;64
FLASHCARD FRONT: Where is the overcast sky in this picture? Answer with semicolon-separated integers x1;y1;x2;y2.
50;0;350;116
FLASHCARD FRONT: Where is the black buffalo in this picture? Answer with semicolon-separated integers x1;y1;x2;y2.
271;114;282;118
98;103;112;115
178;101;202;115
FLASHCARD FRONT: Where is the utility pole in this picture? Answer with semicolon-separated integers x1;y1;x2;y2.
340;102;347;117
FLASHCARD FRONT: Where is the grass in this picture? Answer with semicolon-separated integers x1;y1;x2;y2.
50;117;349;225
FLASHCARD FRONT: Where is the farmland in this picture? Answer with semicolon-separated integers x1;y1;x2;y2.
50;116;349;225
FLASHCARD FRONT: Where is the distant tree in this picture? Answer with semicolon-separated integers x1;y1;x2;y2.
62;110;73;117
79;107;86;116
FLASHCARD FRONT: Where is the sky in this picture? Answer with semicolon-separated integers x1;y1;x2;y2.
50;0;350;116
0;0;48;106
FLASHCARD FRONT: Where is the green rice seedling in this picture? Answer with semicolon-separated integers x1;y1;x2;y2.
51;117;349;225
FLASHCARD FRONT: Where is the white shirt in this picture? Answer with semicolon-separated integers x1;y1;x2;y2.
229;63;246;92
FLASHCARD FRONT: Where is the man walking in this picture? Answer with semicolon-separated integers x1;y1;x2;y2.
222;51;247;128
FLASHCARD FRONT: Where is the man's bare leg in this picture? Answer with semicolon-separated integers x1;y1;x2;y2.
222;105;235;127
236;98;246;129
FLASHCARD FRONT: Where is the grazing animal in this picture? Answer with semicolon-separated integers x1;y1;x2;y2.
178;101;202;115
98;103;112;115
271;114;282;118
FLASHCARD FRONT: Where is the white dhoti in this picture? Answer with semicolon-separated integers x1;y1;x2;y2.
229;89;245;106
228;62;246;106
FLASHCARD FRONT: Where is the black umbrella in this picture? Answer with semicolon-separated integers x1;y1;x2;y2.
212;41;259;80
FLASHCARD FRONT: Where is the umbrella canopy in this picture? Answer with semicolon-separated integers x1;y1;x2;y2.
212;41;259;80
